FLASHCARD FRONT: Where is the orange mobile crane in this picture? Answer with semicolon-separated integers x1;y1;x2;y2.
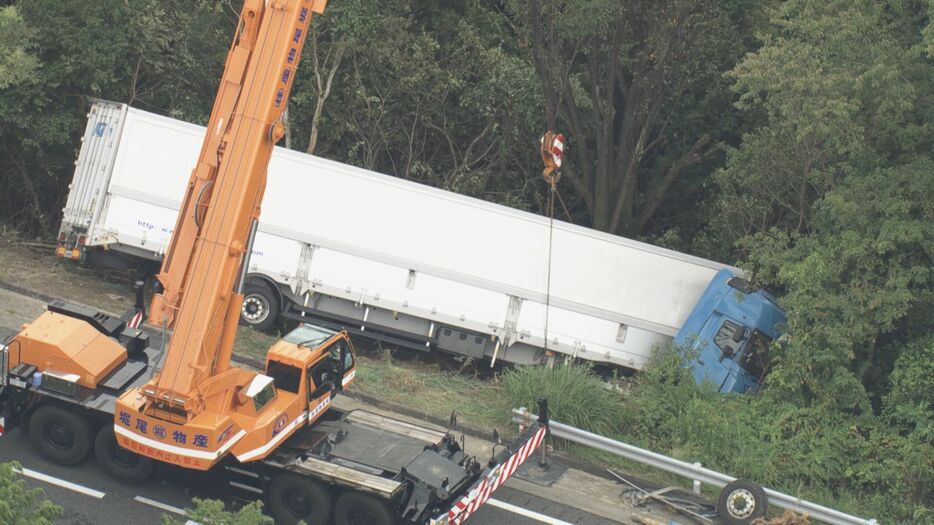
0;1;549;523
113;0;342;471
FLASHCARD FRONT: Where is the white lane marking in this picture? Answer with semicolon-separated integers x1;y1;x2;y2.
16;468;106;499
486;498;574;525
134;495;186;516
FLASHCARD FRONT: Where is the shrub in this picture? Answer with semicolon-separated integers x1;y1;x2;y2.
500;363;625;440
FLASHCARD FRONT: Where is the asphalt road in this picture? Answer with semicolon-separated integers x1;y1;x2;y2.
0;286;618;525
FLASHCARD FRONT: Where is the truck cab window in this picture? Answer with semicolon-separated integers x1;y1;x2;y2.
328;342;354;372
266;360;302;393
740;331;772;379
307;361;333;400
714;320;745;357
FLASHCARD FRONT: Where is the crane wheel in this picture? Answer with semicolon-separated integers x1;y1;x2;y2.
28;405;93;466
268;473;332;525
717;478;768;524
334;491;396;525
239;282;279;332
94;426;153;484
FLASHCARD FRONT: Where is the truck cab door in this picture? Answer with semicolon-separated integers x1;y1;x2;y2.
331;339;356;391
306;359;336;425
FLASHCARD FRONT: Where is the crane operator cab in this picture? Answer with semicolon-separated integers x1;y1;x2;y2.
264;324;357;429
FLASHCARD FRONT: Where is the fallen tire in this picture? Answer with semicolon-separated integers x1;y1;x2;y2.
268;473;332;525
239;282;278;332
28;405;93;466
717;478;768;525
94;426;153;484
334;491;396;525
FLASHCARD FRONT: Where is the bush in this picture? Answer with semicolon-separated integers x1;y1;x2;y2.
618;350;934;524
500;363;625;440
884;336;934;444
0;461;61;525
161;498;272;525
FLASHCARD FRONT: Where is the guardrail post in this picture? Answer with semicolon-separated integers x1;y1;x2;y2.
537;398;550;468
692;463;702;494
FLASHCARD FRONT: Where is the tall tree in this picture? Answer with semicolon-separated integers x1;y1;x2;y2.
512;0;749;236
720;0;934;410
287;0;544;209
714;0;933;246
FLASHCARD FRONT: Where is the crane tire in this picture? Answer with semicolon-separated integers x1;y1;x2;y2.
29;405;93;466
717;478;768;524
94;426;153;484
239;282;279;332
268;473;332;525
334;491;396;525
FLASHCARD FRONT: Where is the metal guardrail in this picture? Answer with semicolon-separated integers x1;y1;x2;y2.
512;407;879;525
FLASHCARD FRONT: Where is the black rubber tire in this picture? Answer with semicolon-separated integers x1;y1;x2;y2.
334;491;396;525
268;473;332;525
94;426;153;484
28;405;93;466
717;479;768;525
239;282;279;332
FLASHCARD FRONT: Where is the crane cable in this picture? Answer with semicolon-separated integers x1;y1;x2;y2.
540;131;567;359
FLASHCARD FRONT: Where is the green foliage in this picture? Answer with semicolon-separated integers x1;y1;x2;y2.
161;498;273;525
0;0;231;234
620;352;934;523
746;159;934;411
714;0;933;243
0;462;62;525
0;6;39;90
287;0;543;210
884;336;934;443
500;364;625;440
507;0;757;237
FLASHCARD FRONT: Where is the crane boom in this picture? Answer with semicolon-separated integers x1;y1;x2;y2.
114;0;335;470
150;0;323;401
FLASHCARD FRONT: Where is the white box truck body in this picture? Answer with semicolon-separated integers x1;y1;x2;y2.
59;101;783;384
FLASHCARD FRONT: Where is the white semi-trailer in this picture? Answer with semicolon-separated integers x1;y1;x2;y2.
58;101;785;393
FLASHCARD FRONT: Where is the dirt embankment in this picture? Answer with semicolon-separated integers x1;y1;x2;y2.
0;231;136;313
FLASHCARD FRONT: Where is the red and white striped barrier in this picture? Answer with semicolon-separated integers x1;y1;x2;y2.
431;424;548;525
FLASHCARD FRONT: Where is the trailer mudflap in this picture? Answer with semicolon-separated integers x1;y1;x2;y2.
430;399;550;525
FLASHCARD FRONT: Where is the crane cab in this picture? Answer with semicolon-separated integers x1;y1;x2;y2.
264;324;357;422
267;324;357;392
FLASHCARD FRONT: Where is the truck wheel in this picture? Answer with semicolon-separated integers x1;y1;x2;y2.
717;479;768;524
240;282;278;332
28;405;93;466
268;473;332;525
94;426;153;484
334;491;396;525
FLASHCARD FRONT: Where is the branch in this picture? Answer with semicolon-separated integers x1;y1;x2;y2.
634;135;714;232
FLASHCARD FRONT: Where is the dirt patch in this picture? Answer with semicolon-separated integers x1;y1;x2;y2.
0;230;136;314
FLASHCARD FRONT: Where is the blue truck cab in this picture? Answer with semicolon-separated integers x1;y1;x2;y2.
673;269;786;394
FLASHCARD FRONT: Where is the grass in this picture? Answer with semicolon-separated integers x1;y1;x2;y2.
232;331;711;498
232;327;511;431
353;351;510;431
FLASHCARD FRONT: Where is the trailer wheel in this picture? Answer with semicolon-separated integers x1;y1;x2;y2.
334;491;396;525
28;405;93;466
717;479;768;524
94;426;153;484
240;282;278;332
268;473;332;525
